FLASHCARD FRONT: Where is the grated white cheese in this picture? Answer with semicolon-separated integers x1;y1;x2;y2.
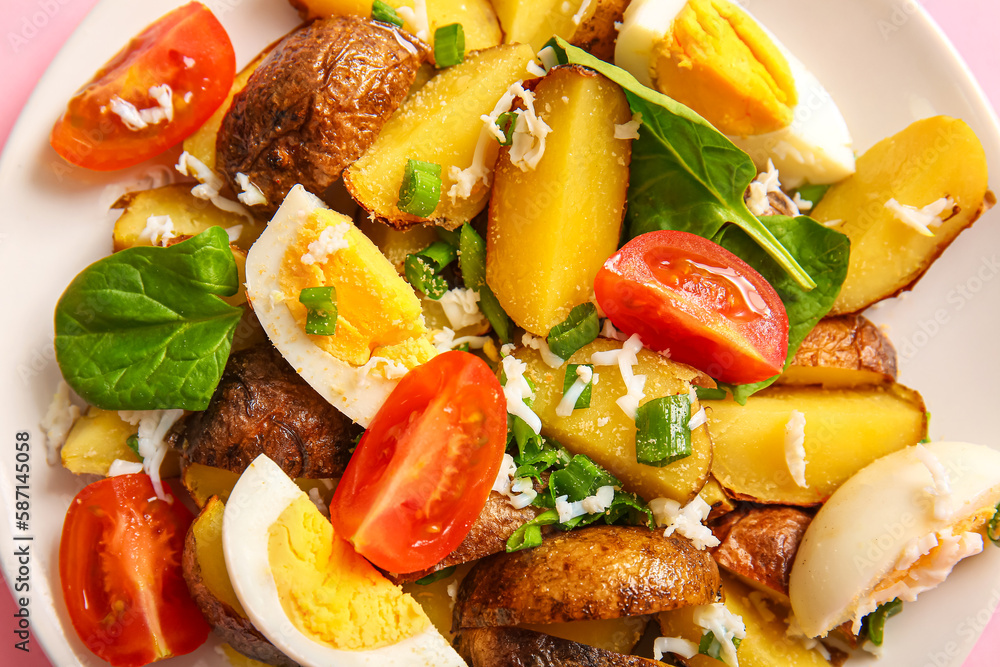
784;410;808;488
792;191;813;212
692;603;746;667
687;406;708;431
820;218;843;228
521;332;564;368
439;288;487;330
301;222;350;265
183;56;196;68
107;459;144;477
884;197;955;237
501;355;542;434
746;159;784;216
590;333;646;419
40;381;80;465
118;409;185;503
650;496;719;550
600;318;626;341
108;85;175;130
653;636;699;661
555;485;615;522
537;46;559;72
225;224;243;244
614;112;643;140
396;0;430;40
139;214;176;247
448;125;494;203
492;453;538;509
508;103;552;171
914;443;954;520
235;172;268;207
108;96;147;131
526;60;546;77
500;343;516;358
175;151;253;220
555;364;594;417
571;0;594;25
432;326;491;353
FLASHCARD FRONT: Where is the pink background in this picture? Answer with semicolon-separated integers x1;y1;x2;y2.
1;0;999;665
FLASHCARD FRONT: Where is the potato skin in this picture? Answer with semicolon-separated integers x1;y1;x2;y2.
711;506;813;597
569;0;630;62
454;626;663;666
454;526;721;629
217;16;431;215
179;344;357;478
781;314;897;383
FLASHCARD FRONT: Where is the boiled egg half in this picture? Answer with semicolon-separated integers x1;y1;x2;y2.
789;441;1000;639
615;0;855;187
222;454;466;666
245;185;437;426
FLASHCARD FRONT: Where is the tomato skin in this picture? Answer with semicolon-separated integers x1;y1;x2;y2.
49;2;235;171
59;474;210;667
331;351;508;573
595;230;788;384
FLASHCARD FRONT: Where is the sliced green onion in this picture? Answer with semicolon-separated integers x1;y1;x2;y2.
299;286;338;335
433;23;465;68
459;223;513;343
562;364;593;410
635;395;692;467
547;303;599;359
864;598;903;646
397;159;442;218
371;0;404;27
414;566;457;585
698;631;741;659
695;386;728;401
435;225;462;248
506;509;560;552
549;455;601;502
989;501;1000;547
404;240;457;299
495;111;517;146
126;434;142;459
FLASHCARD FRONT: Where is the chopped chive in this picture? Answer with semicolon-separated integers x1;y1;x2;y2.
549;455;601;502
459;224;513;343
433;23;465;68
562;364;593;410
126;434;142;459
397;159;442;218
299;286;338;335
547;303;599;360
698;631;741;659
414;565;457;585
695;386;728;401
405;240;457;299
435;225;462;248
989;501;1000;547
506;509;560;552
864;598;903;646
495;111;517;146
635;395;692;467
371;0;404;27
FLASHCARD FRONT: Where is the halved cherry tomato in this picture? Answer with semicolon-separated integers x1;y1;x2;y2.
595;230;788;384
50;2;235;171
331;351;508;573
59;474;209;667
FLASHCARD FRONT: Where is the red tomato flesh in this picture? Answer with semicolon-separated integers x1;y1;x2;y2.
595;230;788;384
331;351;508;573
50;2;235;171
59;474;209;667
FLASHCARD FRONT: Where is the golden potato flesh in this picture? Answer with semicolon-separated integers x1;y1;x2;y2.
657;573;835;667
112;184;263;253
344;43;536;229
811;116;990;314
487;65;631;335
182;461;336;509
776;314;897;388
517;338;711;503
705;384;927;505
492;0;599;53
61;407;181;477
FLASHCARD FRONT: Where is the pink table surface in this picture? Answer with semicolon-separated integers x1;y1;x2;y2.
2;0;999;666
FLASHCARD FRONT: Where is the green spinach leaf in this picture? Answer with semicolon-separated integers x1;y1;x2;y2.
55;227;242;411
716;215;850;402
551;38;816;291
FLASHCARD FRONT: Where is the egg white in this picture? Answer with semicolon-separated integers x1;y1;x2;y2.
614;0;855;187
788;441;1000;638
222;454;466;667
244;184;398;427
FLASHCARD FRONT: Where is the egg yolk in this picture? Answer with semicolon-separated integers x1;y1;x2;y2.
652;0;798;136
279;208;436;370
267;496;430;650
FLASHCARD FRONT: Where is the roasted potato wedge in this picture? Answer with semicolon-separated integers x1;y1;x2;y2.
454;526;721;628
487;65;631;335
454;626;662;666
492;0;603;53
521;616;649;654
112;184;263;253
183;497;297;666
218;16;431;216
705;384;928;505
811;116;991;314
344;43;535;229
178;345;357;478
517;338;712;503
657;573;837;667
776;315;897;388
61;407;181;477
568;0;630;61
711;506;813;599
697;476;737;521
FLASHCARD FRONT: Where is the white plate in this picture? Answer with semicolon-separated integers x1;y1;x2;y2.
1;0;998;666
